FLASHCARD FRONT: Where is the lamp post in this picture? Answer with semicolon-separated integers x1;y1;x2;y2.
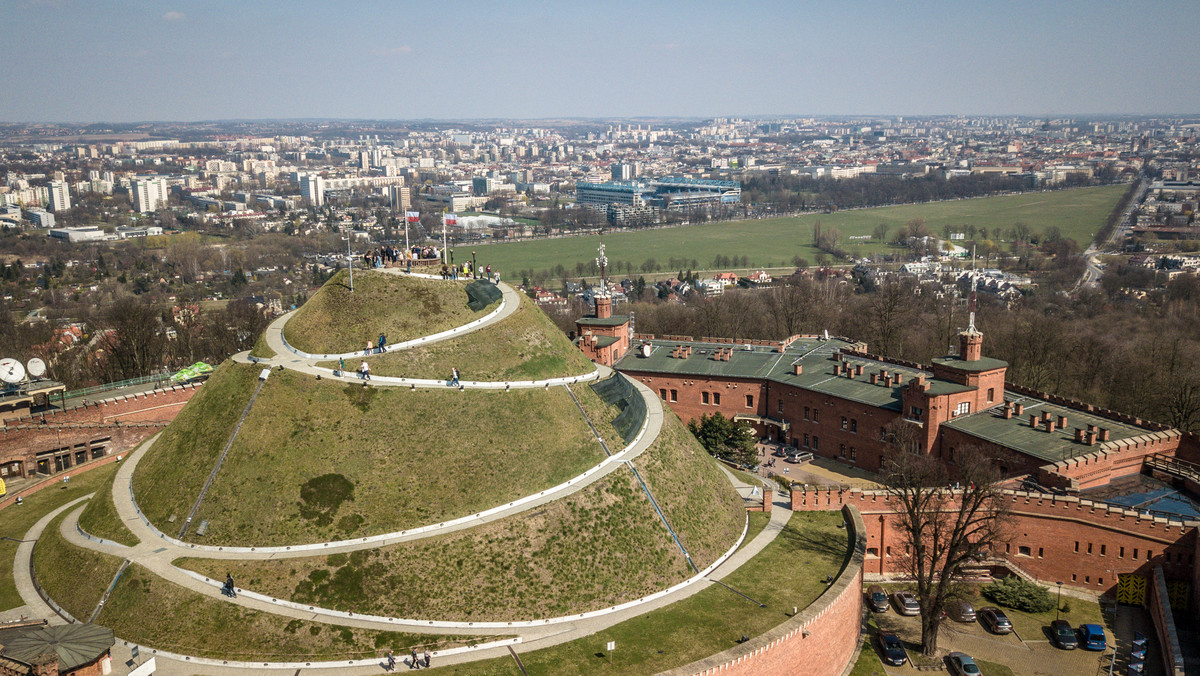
341;236;354;292
1056;581;1063;620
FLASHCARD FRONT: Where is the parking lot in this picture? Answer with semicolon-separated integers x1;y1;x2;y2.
861;592;1162;676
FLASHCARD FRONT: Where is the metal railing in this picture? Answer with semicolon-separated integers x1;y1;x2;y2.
62;373;173;401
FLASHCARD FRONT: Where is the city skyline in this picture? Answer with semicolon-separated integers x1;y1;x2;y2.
4;0;1199;123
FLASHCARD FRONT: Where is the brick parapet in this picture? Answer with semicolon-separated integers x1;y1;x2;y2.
1;382;200;429
659;505;865;676
1037;429;1182;490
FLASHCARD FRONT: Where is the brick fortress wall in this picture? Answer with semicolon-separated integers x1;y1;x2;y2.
0;383;200;480
791;487;1197;595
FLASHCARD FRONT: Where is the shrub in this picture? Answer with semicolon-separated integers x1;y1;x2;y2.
981;575;1055;613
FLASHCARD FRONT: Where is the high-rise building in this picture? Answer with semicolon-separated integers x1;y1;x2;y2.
48;181;72;212
388;185;411;212
300;174;325;207
131;176;169;213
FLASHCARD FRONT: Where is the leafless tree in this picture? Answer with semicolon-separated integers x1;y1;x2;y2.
881;443;1011;657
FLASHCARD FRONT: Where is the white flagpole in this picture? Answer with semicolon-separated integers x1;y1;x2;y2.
442;212;448;265
404;213;411;271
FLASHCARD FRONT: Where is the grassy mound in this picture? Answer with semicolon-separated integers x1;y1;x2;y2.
180;427;743;622
283;270;494;354
133;364;616;545
95;564;480;661
77;465;139;547
631;411;747;569
322;293;594;381
34;508;124;620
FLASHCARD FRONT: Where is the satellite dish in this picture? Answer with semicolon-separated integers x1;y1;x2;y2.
0;358;25;385
26;358;46;379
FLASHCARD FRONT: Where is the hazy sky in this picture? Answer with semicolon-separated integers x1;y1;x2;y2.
4;0;1198;122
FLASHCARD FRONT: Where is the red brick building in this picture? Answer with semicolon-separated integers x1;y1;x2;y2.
0;622;114;676
574;296;631;367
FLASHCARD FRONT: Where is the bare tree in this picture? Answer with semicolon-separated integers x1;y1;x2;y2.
881;443;1011;657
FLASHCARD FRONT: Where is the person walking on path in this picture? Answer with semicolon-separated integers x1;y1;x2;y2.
224;573;237;598
423;650;431;668
410;648;420;670
386;652;396;672
360;361;371;381
449;367;460;387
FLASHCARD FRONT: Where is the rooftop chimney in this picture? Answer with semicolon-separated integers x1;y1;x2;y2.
1003;403;1013;419
1014;402;1024;416
854;364;864;376
793;363;803;375
892;373;903;386
1098;428;1110;442
1085;430;1096;446
1030;414;1039;428
870;373;878;385
1057;414;1068;430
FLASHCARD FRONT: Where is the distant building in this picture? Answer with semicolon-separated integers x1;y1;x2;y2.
25;208;55;228
389;185;411;212
576;177;741;213
49;226;108;242
116;225;163;239
300;174;325;207
131;176;169;213
48;180;71;212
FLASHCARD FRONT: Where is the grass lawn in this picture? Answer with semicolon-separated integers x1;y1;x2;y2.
33;508;124;620
135;363;617;545
283;269;494;354
97;564;482;661
741;511;771;549
965;584;1105;640
178;413;743;622
77;466;140;546
430;511;853;675
248;330;275;359
324;293;594;381
470;186;1127;278
846;639;888;676
0;463;118;611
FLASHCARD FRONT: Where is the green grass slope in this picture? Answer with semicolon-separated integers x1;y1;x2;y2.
283;270;494;354
96;564;479;661
77;466;140;546
134;364;615;545
180;419;744;622
34;508;124;620
324;293;594;381
471;185;1127;277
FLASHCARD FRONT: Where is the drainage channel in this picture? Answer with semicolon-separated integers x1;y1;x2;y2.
178;376;267;539
88;559;131;622
564;384;612;457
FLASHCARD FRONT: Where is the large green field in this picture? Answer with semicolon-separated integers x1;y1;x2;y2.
471;186;1126;278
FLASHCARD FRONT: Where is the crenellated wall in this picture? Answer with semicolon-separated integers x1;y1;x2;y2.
1036;430;1183;490
790;487;1198;594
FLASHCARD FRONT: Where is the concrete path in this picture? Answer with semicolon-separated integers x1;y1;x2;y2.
11;496;93;626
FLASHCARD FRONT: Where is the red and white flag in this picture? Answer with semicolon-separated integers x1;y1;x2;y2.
443;213;457;226
405;211;420;223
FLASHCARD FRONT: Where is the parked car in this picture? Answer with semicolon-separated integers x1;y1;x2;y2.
772;448;788;458
947;652;982;676
787;451;814;464
1080;624;1107;651
866;585;889;613
978;606;1012;634
946;599;976;622
878;632;908;666
1050;619;1078;649
892;590;920;616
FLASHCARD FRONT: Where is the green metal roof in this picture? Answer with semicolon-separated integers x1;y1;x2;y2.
615;337;932;411
0;623;114;672
577;315;630;327
594;335;620;348
942;394;1151;463
931;356;1008;372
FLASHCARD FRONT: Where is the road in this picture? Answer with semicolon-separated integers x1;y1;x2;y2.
1077;177;1149;290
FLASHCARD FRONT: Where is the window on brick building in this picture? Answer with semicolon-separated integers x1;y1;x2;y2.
1100;544;1106;556
839;444;846;457
1074;541;1080;553
804;406;810;420
885;546;891;557
746;395;754;408
813;410;819;423
1133;548;1138;559
850;418;857;433
670;390;677;402
987;387;995;403
778;399;783;414
866;547;879;557
1087;543;1092;554
1147;550;1153;560
813;436;819;450
909;405;923;420
1098;577;1103;585
841;417;847;430
1072;574;1077;582
850;447;856;461
660;389;667;401
702;392;709;405
954;401;970;416
1018;546;1032;557
1085;576;1090;583
1119;547;1124;558
1038;547;1044;558
880;427;887;441
713;392;720;405
803;433;809;448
